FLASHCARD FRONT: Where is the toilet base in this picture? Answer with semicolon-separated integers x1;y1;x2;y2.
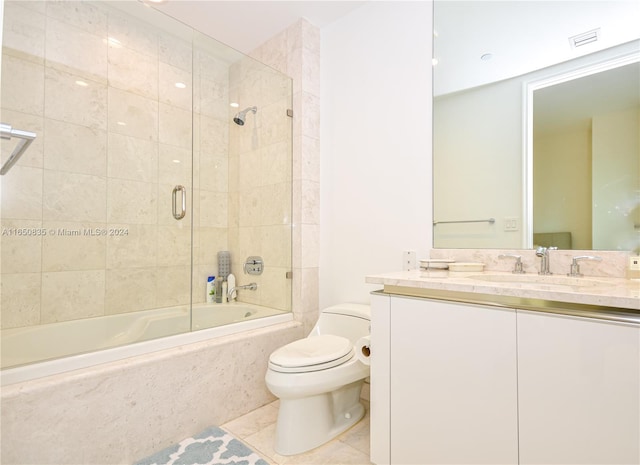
274;379;365;456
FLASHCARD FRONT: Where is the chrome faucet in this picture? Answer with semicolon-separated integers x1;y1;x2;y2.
498;254;525;273
535;246;557;275
228;282;257;298
568;255;602;277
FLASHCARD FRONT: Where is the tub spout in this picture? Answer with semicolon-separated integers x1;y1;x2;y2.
228;282;257;298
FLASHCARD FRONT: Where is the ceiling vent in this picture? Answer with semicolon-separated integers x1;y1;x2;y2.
569;28;600;48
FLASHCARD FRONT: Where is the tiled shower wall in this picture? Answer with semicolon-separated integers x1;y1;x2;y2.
250;19;321;332
224;59;293;311
0;1;294;329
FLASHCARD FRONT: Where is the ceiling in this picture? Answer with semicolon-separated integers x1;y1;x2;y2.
434;0;640;96
151;0;367;54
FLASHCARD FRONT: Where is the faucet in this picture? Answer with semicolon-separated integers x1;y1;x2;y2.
535;246;557;275
498;254;525;274
228;282;257;299
567;255;602;277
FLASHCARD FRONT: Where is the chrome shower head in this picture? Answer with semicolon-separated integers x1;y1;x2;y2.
233;106;257;126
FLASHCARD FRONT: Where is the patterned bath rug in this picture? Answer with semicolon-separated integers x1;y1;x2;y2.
134;426;269;465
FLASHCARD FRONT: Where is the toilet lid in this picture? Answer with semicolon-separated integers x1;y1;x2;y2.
269;335;354;373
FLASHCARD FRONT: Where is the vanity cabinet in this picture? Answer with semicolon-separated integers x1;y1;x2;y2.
370;293;640;465
517;310;640;464
372;293;519;465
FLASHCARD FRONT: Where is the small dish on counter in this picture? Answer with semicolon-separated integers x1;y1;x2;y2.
420;258;455;270
448;262;484;272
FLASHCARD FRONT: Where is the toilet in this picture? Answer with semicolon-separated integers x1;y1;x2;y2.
265;303;371;455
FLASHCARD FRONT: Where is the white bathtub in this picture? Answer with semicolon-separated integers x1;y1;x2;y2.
1;302;292;386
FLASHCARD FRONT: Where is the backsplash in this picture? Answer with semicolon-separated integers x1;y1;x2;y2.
430;249;632;279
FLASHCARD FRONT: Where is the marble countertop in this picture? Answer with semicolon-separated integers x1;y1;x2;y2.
366;270;640;311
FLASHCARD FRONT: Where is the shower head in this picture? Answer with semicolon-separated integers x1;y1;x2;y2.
233;106;257;126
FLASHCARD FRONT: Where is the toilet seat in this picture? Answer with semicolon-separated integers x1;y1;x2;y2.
268;335;354;373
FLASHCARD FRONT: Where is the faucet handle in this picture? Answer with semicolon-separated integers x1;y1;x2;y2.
568;255;602;277
498;254;525;274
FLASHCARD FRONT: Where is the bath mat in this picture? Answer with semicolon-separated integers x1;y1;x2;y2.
134;426;269;465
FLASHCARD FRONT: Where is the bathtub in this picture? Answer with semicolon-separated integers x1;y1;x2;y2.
1;302;292;386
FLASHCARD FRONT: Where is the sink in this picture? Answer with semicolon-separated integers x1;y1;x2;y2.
466;274;615;290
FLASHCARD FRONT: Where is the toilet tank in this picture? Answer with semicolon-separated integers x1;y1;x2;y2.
309;303;370;344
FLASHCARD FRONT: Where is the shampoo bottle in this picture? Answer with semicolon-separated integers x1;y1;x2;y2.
206;276;216;303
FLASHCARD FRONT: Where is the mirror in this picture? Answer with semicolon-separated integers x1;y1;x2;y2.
433;1;640;251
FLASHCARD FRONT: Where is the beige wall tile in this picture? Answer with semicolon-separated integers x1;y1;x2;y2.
198;152;228;193
106;224;157;269
107;87;158;141
45;0;108;36
159;103;192;149
158;144;192;186
159;62;192;110
44;67;107;130
261;225;292;269
43;171;107;222
0;219;43;273
198;114;228;158
42;221;107;272
105;268;157;315
1;166;43;220
107;10;158;59
2;2;46;63
199;190;228;228
156;266;191;308
46;16;108;82
41;270;105;323
0;272;41;329
108;44;159;100
1;55;45;116
107;178;157;225
107;133;158;182
196;227;228;266
159;34;192;72
260;183;291;226
44;119;107;176
157;223;191;267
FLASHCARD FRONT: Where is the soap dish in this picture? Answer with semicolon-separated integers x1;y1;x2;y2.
419;258;455;270
448;262;484;272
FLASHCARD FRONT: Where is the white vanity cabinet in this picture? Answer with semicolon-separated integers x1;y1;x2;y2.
370;292;640;465
517;310;640;465
371;293;519;465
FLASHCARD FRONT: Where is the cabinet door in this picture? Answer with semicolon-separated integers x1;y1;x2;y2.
390;296;518;465
518;310;640;464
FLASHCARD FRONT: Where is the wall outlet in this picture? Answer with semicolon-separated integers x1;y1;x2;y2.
403;250;417;271
503;217;519;231
629;256;640;271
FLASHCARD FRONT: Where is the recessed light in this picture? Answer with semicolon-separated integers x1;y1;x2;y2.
75;80;89;87
480;53;493;61
172;159;181;164
432;58;439;66
117;121;127;126
230;102;240;108
174;82;186;89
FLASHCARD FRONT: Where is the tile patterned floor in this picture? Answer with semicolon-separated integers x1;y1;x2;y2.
221;400;372;465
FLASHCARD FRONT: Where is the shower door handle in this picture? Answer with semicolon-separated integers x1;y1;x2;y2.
172;185;186;220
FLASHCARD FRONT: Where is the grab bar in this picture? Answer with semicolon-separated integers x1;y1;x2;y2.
1;123;37;175
433;218;495;226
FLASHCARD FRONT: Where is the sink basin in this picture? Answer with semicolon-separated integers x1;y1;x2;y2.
466;274;615;290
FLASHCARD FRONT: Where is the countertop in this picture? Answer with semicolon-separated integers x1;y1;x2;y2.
366;269;640;312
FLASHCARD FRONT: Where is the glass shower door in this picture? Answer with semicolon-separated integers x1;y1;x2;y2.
0;0;194;368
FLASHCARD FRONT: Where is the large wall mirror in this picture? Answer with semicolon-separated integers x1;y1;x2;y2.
433;1;640;252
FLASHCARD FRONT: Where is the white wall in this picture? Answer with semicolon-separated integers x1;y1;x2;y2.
320;1;433;307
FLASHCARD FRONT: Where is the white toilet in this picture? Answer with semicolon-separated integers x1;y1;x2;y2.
265;303;371;455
